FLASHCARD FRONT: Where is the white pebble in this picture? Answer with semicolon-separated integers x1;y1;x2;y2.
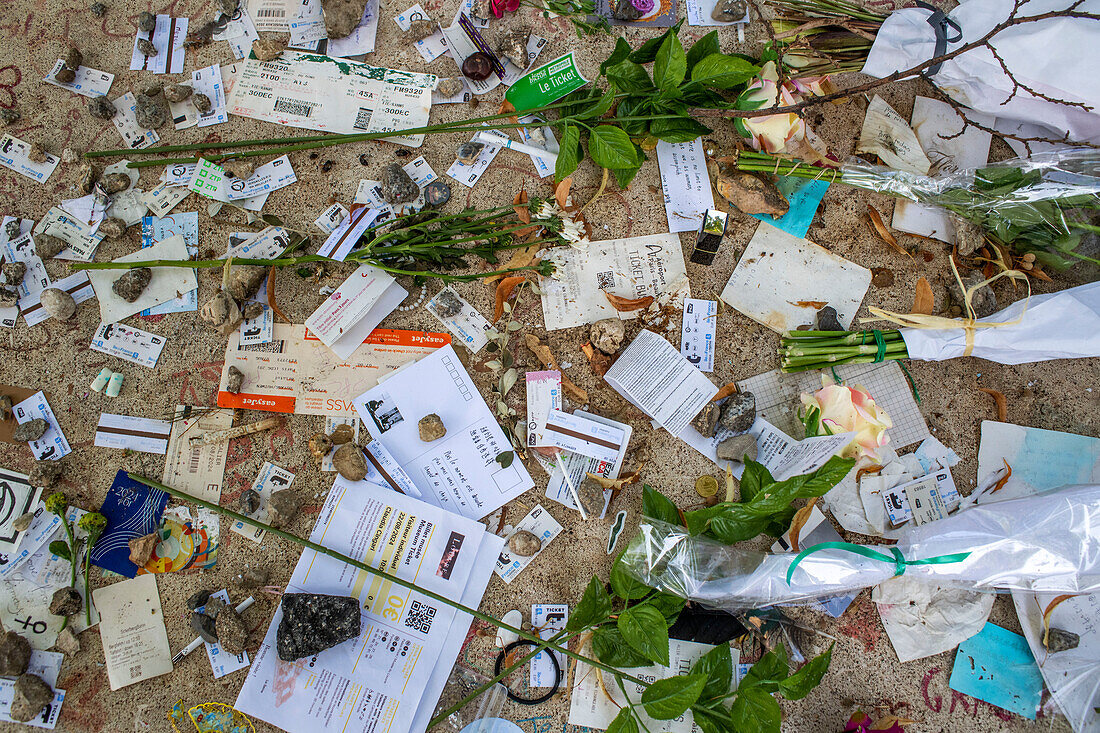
495;609;523;647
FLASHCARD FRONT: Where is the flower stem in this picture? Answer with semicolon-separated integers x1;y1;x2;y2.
126;473;649;687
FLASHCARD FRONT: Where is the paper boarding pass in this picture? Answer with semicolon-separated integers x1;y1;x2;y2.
426;287;492;353
111;92;159;150
304;263;402;350
219;325;449;416
225;155;296;200
43;59;114;98
542;409;627;464
20;273;94;328
0;134;60;183
882;469;959;526
161;407;232;504
363;441;421;497
13;392;70;460
531;604;568;687
94;414;172;454
317;204;383;260
314;202;350;234
494;504;562;583
90;322;167;368
681;298;718;372
526;371;561;447
231;462;294;543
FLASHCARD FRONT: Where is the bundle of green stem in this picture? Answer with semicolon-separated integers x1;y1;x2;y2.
767;0;885;77
72;204;559;282
779;329;908;372
733;149;1100;269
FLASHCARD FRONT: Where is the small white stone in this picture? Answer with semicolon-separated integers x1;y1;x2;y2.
495;609;523;647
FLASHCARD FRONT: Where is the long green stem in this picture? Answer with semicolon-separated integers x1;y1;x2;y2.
128;473;648;687
428;628;573;728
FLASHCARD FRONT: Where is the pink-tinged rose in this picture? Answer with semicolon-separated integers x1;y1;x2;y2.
800;381;893;463
632;0;655;12
490;0;519;16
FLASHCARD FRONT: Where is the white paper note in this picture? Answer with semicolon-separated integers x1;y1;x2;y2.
93;574;173;690
657;138;714;233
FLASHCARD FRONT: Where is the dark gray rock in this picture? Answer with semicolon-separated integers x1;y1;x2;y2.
13;419;48;443
4;219;20;239
241;301;265;320
136;38;157;57
690;402;720;438
456;142;484;165
815;305;843;332
238;489;261;516
134;94;166;129
497;27;530;69
10;674;52;722
87;96;116;120
191;612;218;644
0;108;19;126
137;11;156;32
55;68;75;84
163;84;192;103
63;47;82;71
226;365;245;395
717;392;755;435
0;631;32;677
268;488;300;529
276;593;361;661
186;589;213;611
48;587;82;617
381;163;419;204
711;0;746;21
112;267;152;302
2;261;26;286
951;271;998;319
90;2;107;17
1045;627;1080;653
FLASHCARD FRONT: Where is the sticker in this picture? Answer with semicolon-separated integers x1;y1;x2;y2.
606;509;627;554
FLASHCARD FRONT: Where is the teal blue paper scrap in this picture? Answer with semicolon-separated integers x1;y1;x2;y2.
750;177;829;239
948;622;1044;719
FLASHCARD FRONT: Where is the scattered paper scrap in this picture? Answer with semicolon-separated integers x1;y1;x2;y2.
949;622;1043;719
93;573;173;690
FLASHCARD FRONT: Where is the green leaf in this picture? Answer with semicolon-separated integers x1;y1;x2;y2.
495;451;514;469
618;604;670;665
601;37;633;74
640;674;708;720
739;460;774;502
690;54;760;89
701;505;770;543
792;456;855;499
577;89;617;120
568;576;612;631
646;592;686;622
642;484;681;525
649;117;712;143
685;31;720;75
740;645;788;693
48;540;71;561
652;32;687;90
610;551;650;600
612;164;642;190
607;707;640;733
589;126;641;170
592;625;654;667
730;687;782;733
779;644;833;700
691;644;733;701
628;20;684;63
615;96;652;136
555;124;582;183
606;60;655;94
691;705;737;733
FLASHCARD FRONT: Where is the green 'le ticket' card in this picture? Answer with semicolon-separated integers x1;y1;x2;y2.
505;52;589;111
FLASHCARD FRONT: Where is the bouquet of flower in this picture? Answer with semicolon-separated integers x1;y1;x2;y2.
618;483;1100;612
780;279;1100;371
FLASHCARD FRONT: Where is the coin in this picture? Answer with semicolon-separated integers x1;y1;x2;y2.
694;475;719;497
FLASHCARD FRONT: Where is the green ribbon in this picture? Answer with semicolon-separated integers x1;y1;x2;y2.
785;541;971;585
859;329;888;362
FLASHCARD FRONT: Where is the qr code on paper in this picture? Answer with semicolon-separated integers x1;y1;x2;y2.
404;599;436;633
353;107;374;131
596;271;614;289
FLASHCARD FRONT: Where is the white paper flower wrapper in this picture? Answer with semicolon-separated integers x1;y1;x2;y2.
619;484;1100;612
899;280;1100;365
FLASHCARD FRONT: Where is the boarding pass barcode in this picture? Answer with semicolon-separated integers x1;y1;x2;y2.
353;107;374;131
255;8;285;16
274;98;317;118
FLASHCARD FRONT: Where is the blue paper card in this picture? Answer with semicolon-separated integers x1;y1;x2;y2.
750;177;830;239
89;470;168;578
949;622;1043;719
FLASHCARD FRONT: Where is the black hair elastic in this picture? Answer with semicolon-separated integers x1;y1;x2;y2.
492;639;562;705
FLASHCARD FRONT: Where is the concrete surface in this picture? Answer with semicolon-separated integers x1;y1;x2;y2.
0;0;1096;732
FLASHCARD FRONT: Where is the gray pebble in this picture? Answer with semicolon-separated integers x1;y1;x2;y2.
717;392;756;435
137;11;156;32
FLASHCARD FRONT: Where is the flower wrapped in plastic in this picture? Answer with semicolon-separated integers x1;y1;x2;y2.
617;484;1100;612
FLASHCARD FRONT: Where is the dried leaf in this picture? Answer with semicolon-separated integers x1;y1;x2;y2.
911;276;934;316
555;177;572;209
485;244;541;285
513;189;531;224
855;465;884;485
976;387;1007;422
711;382;739;403
267;265;291;324
603;291;655;312
525;333;588;404
990;459;1012;494
867;205;910;258
1041;594;1078;648
1027;264;1053;282
581;342;613;377
787;300;828;309
585;469;641;492
787;498;819;551
498;99;517;117
494;276;526;322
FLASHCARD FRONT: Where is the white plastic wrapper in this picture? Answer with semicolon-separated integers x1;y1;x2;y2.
619;484;1100;612
900;279;1100;364
862;0;1100;146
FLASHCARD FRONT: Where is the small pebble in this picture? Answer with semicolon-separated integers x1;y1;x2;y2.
99;171;131;194
309;432;333;464
12;512;34;533
87;96;116;120
815;305;843;332
192;93;212;113
90;2;107;16
268;488;301;529
55;68;76;84
36;234;67;260
13;419;48;443
221;158;255;180
456;141;484;165
128;533;157;567
590;318;625;354
239;488;261;515
191;612;218;644
163;84;193;103
320;159;333;173
329;424;355;444
136;38;157;57
48;587;82;616
358;153;370;166
3;261;26;286
137;10;156;32
226;365;245;394
252;37;286;62
216;607;248;654
407;18;435;40
134;94;166;129
418;414;446;442
139;81;163;97
27;143;48;164
435;77;465;98
63;47;82;71
507;529;542;557
112;267;152;302
187;589;213;611
332;444;368;481
39;288;76;320
0;108;20;126
241;301;264;320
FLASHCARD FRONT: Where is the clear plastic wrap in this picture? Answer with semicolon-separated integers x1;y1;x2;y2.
836;149;1100;269
619;484;1100;612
